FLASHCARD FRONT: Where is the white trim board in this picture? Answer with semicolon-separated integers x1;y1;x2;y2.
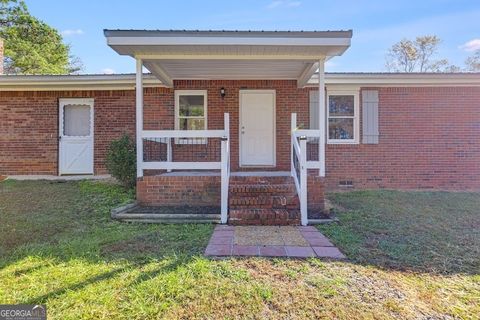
1;73;479;91
326;90;360;144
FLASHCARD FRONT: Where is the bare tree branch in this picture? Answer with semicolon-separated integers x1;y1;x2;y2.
385;35;458;73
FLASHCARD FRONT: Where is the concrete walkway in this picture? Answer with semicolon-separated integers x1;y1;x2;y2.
6;175;110;181
205;225;346;259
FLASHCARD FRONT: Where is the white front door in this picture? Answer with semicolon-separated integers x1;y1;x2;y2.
239;90;275;166
59;98;94;175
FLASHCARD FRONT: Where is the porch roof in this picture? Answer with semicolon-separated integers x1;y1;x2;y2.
104;29;352;87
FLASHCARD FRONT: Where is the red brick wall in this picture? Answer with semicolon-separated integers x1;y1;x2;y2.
324;87;480;191
0;92;58;174
160;80;310;171
1;83;479;192
136;175;220;206
0;89;138;175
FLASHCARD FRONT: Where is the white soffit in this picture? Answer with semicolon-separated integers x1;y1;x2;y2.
104;30;353;87
145;59;310;80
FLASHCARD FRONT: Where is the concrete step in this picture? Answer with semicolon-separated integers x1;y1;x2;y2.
120;218;220;224
112;210;221;223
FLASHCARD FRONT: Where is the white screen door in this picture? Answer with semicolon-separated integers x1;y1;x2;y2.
59;98;94;175
239;90;275;166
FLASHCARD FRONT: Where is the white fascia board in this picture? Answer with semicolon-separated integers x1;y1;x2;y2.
138;54;328;60
2;72;480;91
107;36;351;47
0;74;163;91
309;73;480;86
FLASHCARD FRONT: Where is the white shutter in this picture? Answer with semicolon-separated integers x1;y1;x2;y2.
309;90;319;129
362;90;379;144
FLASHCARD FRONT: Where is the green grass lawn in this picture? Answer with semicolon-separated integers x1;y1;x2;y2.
0;180;478;319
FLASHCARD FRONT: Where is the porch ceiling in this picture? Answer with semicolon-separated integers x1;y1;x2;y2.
104;30;352;87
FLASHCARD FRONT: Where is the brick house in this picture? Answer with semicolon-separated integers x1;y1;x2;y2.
1;30;479;225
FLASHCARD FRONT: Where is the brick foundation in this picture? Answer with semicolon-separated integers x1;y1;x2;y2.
307;173;325;218
135;173;326;224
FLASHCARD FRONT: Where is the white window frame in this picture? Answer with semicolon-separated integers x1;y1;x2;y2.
327;90;360;144
174;90;208;144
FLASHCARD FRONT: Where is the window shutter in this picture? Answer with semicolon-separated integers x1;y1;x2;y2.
309;90;319;129
362;90;379;144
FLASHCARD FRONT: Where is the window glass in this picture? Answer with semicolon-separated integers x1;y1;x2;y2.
179;118;205;130
179;95;205;117
328;118;354;140
329;95;354;116
64;104;90;136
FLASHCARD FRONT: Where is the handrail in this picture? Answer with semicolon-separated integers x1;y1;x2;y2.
294;129;321;137
140;113;230;224
142;130;226;138
292;133;301;157
291;113;322;226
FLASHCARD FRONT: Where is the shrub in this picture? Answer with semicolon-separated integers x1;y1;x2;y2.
106;134;136;189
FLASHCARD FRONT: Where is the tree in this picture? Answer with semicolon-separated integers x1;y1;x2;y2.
0;0;82;74
465;50;480;72
386;35;456;73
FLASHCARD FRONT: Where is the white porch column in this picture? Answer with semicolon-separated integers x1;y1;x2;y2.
136;58;144;178
318;59;326;177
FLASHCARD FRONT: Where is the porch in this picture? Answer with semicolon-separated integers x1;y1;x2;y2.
122;113;325;226
104;30;352;226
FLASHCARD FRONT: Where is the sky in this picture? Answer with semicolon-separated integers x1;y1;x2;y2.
25;0;480;74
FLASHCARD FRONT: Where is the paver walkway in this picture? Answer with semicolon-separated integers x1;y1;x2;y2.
204;225;346;259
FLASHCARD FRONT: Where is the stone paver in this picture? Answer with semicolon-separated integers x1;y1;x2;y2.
259;246;287;257
204;225;345;259
312;246;346;259
232;245;259;256
285;246;316;258
205;244;232;256
301;232;334;247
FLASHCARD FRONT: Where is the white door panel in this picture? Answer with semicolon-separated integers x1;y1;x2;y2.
240;90;275;166
59;99;94;175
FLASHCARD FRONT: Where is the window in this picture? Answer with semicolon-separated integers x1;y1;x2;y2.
175;90;207;143
327;91;359;144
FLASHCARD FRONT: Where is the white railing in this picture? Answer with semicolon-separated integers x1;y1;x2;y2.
291;113;322;226
141;113;230;224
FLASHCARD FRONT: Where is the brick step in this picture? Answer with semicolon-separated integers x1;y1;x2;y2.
229;176;293;185
229;183;296;195
229;195;299;209
228;208;300;226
